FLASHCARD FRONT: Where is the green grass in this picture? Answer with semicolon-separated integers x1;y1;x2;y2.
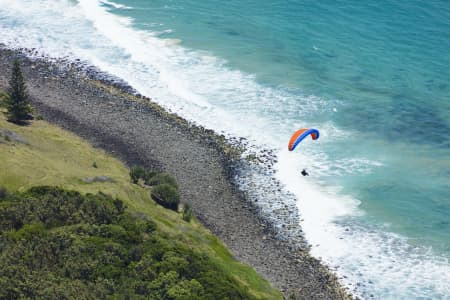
0;104;282;299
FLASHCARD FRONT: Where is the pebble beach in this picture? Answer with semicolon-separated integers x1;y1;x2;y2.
0;46;350;299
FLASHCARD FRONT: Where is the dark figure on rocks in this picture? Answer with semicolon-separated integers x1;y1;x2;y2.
301;169;309;176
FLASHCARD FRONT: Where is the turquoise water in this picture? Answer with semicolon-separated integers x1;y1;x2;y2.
117;0;450;256
0;0;449;298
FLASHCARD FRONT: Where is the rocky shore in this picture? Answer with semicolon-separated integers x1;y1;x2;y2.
0;46;351;299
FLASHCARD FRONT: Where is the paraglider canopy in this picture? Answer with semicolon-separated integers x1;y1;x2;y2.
288;128;319;151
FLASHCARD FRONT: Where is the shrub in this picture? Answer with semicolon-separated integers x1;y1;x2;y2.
146;172;178;189
92;161;98;168
8;223;47;240
0;90;9;108
166;278;204;299
0;187;8;199
288;293;297;300
182;204;192;223
130;166;146;184
143;170;158;183
151;184;180;211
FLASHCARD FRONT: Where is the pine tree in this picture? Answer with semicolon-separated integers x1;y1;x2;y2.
6;60;33;124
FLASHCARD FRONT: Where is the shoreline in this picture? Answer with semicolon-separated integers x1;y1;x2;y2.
0;46;351;299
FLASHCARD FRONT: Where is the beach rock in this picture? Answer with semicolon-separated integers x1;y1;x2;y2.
82;176;115;183
0;129;28;144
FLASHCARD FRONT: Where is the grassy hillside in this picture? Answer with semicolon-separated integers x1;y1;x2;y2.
0;103;282;299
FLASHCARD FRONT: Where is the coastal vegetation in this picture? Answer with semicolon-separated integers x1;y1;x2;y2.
151;183;180;211
130;166;180;211
0;90;8;107
0;187;252;299
182;203;193;222
0;100;282;299
4;60;33;124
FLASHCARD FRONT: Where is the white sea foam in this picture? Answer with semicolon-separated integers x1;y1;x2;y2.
276;149;450;299
99;0;132;10
0;1;449;298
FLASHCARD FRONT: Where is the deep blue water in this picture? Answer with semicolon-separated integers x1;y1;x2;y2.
0;0;449;298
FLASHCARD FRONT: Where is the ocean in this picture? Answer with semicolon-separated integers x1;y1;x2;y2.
0;0;449;298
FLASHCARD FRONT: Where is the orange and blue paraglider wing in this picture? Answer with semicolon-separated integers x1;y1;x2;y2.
288;128;319;151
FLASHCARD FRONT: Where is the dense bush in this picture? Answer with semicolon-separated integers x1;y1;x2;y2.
0;187;255;299
152;183;180;211
0;187;7;199
130;166;147;184
130;166;158;185
130;167;181;213
147;172;178;189
0;90;9;108
182;204;192;223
